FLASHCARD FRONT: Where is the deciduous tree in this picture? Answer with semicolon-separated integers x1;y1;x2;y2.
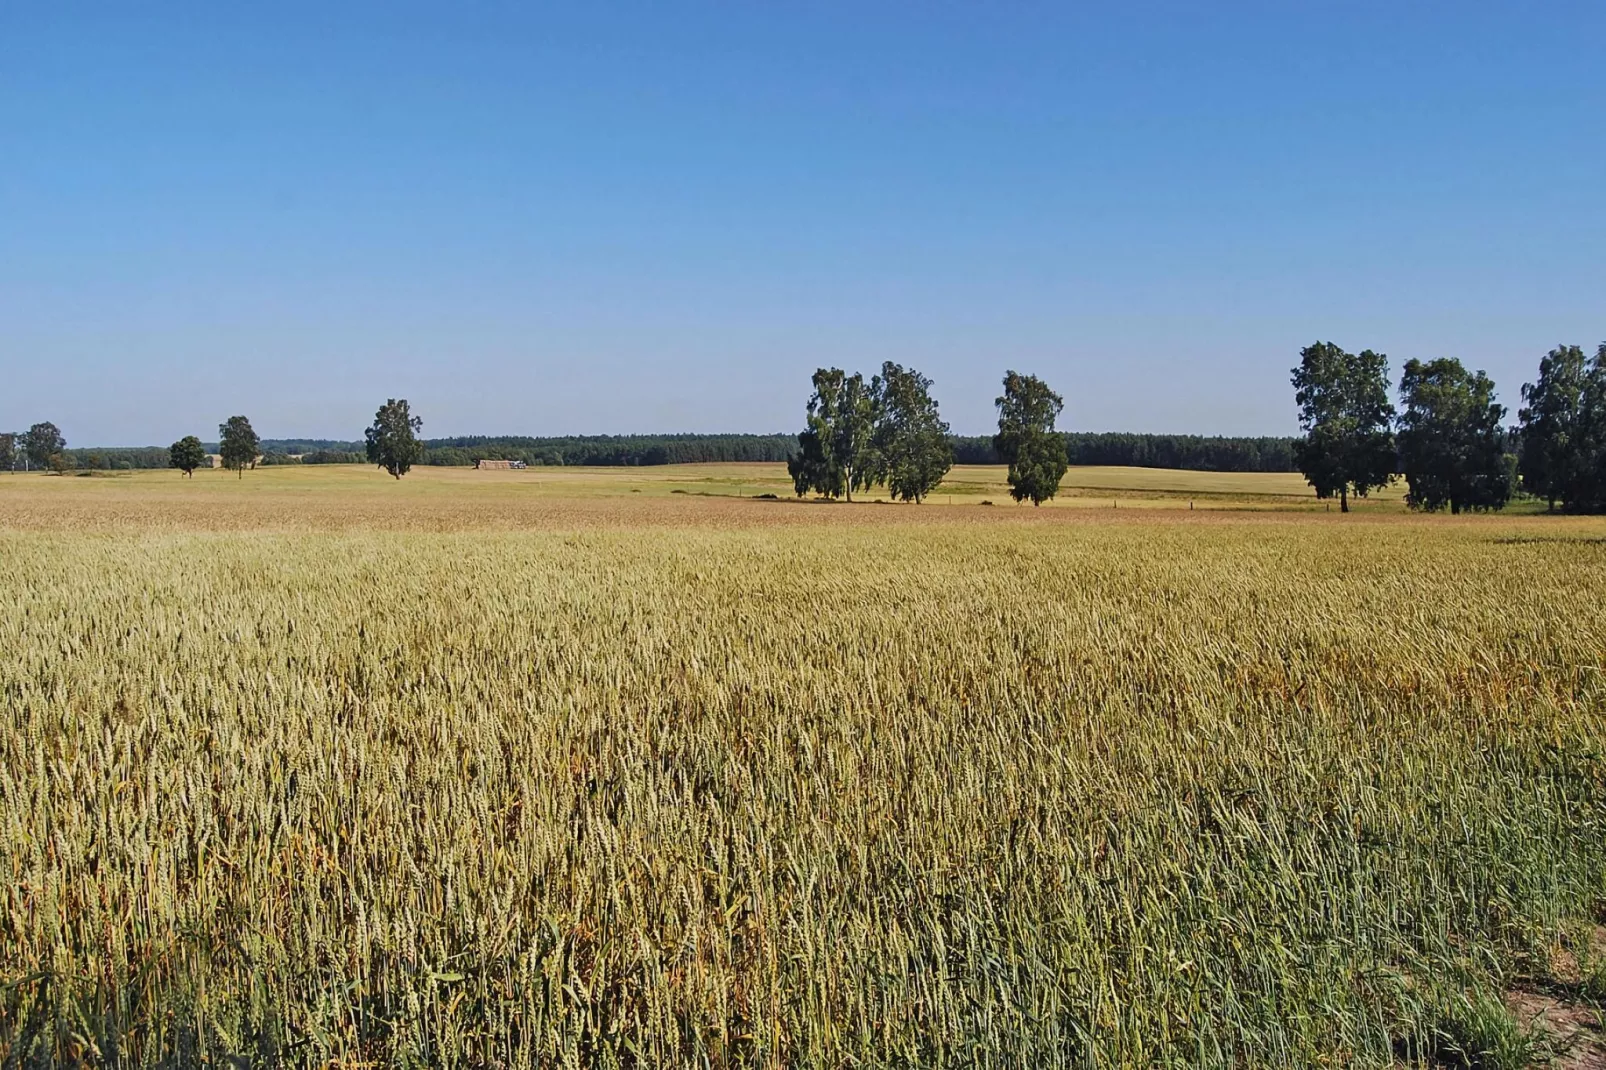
1519;343;1606;513
788;368;878;501
365;398;425;479
871;362;951;503
218;416;260;478
994;371;1067;505
169;435;207;477
1290;342;1396;512
1398;358;1511;513
23;421;66;471
1566;344;1606;513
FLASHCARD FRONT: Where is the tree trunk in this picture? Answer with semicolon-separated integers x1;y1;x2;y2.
1340;486;1349;513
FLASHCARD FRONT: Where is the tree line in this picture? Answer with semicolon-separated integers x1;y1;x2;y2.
26;429;1305;473
948;432;1295;471
0;422;69;472
1290;340;1606;513
786;365;1069;504
11;339;1604;513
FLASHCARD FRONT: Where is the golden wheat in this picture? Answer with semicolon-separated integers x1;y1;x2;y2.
1;468;1602;1066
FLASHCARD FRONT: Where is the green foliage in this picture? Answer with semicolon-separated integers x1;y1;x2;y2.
1398;358;1512;513
993;371;1067;504
870;362;952;503
23;421;66;471
1518;345;1588;510
1290;342;1396;512
1520;342;1606;513
364;398;425;479
788;368;879;501
217;416;260;479
787;425;839;498
423;434;796;467
1418;992;1542;1070
60;446;169;470
168;436;207;477
953;431;1298;472
0;432;14;471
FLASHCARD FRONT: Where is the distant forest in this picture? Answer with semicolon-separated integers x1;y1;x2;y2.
61;432;1298;472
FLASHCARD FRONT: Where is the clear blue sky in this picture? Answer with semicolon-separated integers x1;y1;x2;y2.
3;2;1602;445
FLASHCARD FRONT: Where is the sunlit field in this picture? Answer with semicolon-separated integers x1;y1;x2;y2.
0;462;1414;532
2;465;1603;1066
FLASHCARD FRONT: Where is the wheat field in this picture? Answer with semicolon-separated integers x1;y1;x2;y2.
2;466;1603;1066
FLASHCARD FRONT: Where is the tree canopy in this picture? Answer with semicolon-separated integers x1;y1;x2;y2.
1519;344;1606;513
1398;358;1511;513
23;422;66;471
871;362;951;503
365;398;425;479
169;436;207;477
1290;342;1396;512
788;369;879;501
993;371;1067;505
218;416;260;478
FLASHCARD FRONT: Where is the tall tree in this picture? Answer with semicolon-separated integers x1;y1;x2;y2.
994;371;1068;505
1397;358;1511;513
788;368;878;501
1290;342;1396;512
169;435;207;478
218;415;260;479
365;398;425;479
23;422;66;471
1519;344;1599;512
871;362;951;503
1568;344;1606;513
0;432;14;472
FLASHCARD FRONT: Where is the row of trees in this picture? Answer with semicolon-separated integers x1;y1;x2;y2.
27;431;1305;473
786;365;1070;504
948;433;1297;471
1291;340;1606;513
18;341;1604;514
162;404;424;479
425;433;800;467
0;422;68;472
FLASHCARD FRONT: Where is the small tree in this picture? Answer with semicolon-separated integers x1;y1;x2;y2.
365;398;425;479
871;362;951;503
994;371;1067;505
788;368;878;501
218;416;260;478
169;435;207;477
0;433;14;472
1519;344;1593;512
1290;342;1396;512
1398;358;1511;513
23;421;66;471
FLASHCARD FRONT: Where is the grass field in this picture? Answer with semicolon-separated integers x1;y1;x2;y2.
2;465;1603;1066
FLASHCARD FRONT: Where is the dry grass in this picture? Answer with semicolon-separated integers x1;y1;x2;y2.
1;466;1603;1066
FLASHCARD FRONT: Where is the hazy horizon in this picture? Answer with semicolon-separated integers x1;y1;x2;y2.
4;3;1602;446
